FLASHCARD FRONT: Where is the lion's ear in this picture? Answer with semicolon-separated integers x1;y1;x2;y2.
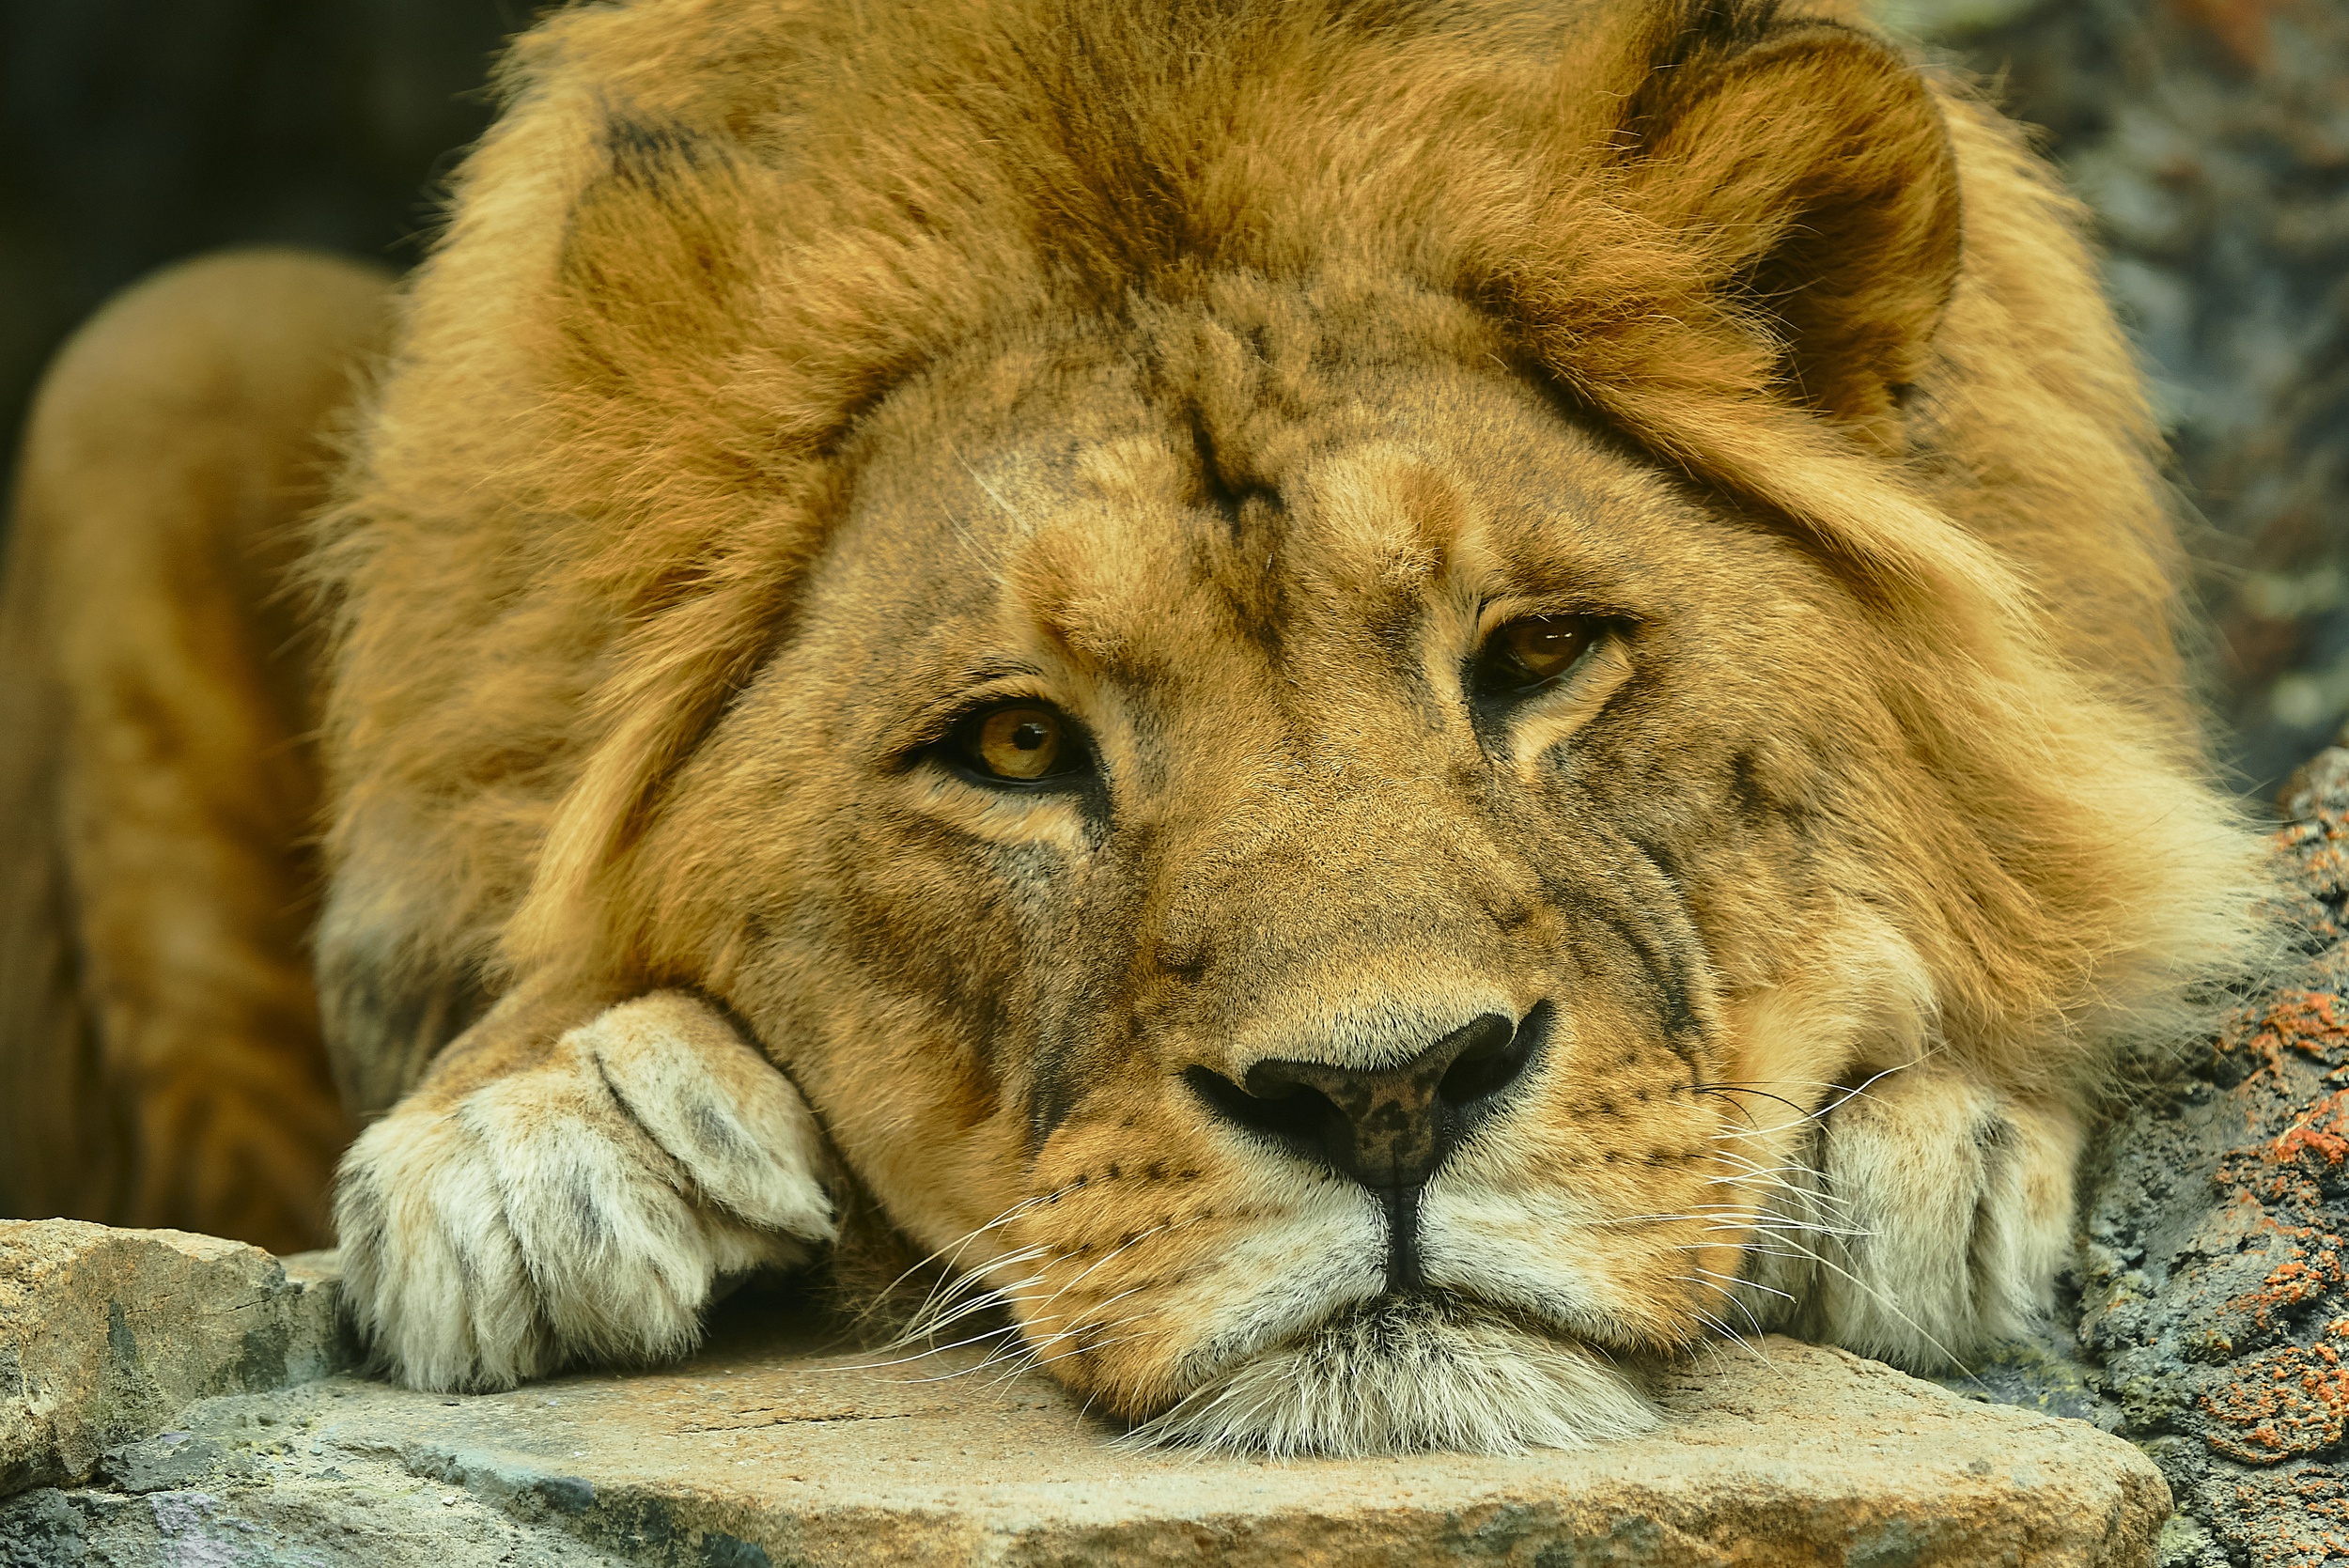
1617;11;1962;439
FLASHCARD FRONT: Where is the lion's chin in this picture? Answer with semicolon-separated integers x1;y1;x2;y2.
1120;1296;1657;1458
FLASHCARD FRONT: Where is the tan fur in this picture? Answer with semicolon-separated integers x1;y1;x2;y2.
0;251;390;1252
2;0;2273;1452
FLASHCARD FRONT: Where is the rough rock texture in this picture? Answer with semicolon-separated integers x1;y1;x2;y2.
0;1287;2168;1568
1939;745;2349;1568
0;1221;342;1496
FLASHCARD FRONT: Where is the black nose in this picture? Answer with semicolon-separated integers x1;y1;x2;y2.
1184;1004;1549;1193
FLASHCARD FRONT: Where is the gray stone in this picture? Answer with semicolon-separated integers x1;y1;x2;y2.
1;1272;2167;1567
94;1432;223;1495
0;1488;83;1568
0;1220;343;1495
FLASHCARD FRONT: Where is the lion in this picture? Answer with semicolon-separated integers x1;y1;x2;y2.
0;0;2274;1455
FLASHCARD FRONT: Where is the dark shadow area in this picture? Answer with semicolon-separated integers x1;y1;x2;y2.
0;0;519;503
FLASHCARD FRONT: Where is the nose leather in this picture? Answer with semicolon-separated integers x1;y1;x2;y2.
1186;1007;1548;1297
1239;1011;1520;1191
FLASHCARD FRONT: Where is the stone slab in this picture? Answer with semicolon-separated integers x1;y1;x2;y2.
2;1276;2167;1567
0;1220;342;1495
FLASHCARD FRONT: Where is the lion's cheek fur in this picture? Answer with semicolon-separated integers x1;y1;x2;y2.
720;941;1035;1268
625;706;1082;1267
1005;1158;1381;1421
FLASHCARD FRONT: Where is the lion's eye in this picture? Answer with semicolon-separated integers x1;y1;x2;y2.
1480;615;1597;692
956;703;1079;784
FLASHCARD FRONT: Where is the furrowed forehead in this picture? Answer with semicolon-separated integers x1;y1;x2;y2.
812;340;1236;694
818;303;1693;693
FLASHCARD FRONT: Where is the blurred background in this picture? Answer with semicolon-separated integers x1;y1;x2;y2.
1;0;2343;794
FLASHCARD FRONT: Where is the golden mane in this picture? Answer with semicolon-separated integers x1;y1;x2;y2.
1;0;2273;1451
315;0;2232;1113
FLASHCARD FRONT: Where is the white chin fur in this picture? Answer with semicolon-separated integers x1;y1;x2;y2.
1123;1296;1656;1457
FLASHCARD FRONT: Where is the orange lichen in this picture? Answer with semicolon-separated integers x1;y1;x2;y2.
2201;769;2349;1561
2272;1091;2349;1171
2286;814;2349;917
2219;991;2349;1082
2201;1327;2349;1464
2230;1467;2349;1568
2220;1247;2348;1338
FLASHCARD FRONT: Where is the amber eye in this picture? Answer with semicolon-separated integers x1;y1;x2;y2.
1483;614;1597;691
957;703;1076;784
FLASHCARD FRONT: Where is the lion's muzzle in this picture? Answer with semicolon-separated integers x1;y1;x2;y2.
1180;1003;1549;1291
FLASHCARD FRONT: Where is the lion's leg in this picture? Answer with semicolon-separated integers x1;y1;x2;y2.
0;250;394;1251
334;988;836;1390
1750;1060;2083;1369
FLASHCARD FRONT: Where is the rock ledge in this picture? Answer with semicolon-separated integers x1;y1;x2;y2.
0;1219;340;1496
1;1231;2164;1566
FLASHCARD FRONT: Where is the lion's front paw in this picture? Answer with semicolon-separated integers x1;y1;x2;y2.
334;992;834;1391
1750;1061;2082;1371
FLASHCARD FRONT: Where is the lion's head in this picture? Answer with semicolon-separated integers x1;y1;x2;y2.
317;0;2268;1452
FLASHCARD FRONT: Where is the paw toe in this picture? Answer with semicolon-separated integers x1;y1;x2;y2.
458;1059;712;1362
336;1113;552;1391
571;992;836;1242
333;989;838;1390
1792;1064;2082;1370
